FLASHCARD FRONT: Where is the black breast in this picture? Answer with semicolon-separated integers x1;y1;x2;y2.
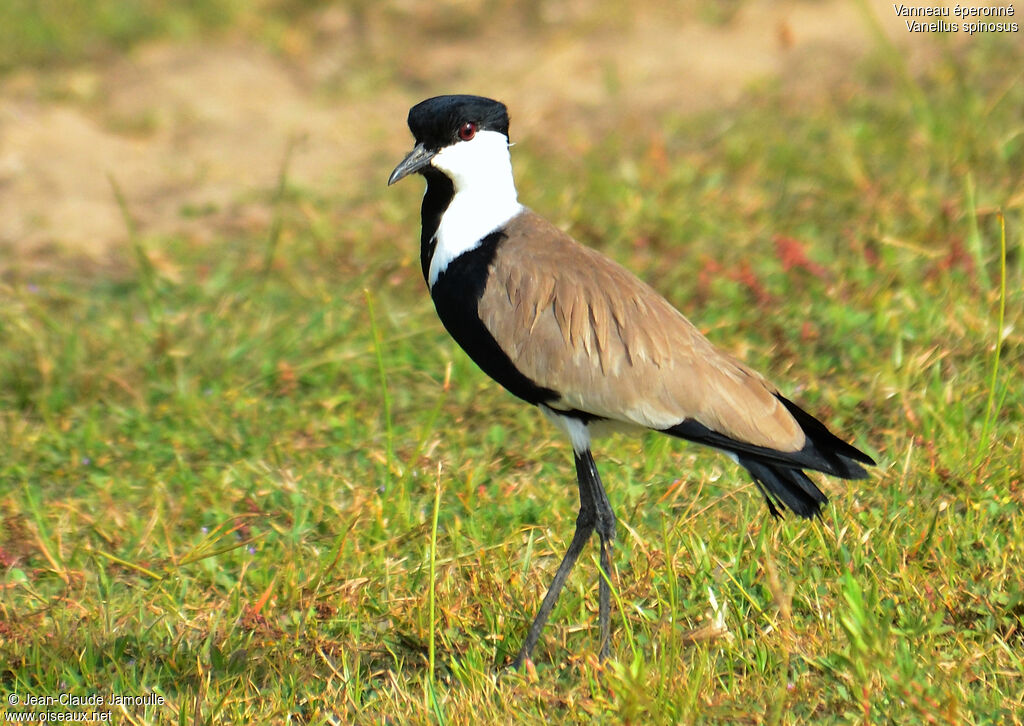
429;230;558;407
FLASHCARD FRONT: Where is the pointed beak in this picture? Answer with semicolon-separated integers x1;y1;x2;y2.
388;143;436;186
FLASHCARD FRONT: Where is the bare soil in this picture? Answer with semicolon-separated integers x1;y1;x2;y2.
0;1;950;265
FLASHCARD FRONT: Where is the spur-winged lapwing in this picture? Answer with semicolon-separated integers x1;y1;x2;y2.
388;94;874;668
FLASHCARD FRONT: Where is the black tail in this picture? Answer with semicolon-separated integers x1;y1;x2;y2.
663;394;875;519
739;456;827;519
775;395;875;479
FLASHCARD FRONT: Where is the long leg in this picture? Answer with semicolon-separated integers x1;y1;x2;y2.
512;456;598;668
576;449;617;661
512;448;618;668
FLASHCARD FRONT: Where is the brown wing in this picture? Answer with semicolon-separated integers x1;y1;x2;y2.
479;209;805;452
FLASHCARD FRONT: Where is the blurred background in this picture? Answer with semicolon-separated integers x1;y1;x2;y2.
1;1;1021;721
0;0;972;264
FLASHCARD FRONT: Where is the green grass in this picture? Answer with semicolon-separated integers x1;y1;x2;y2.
0;0;238;71
2;33;1024;726
0;0;608;74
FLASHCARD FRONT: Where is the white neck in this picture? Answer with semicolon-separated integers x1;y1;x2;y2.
427;130;523;287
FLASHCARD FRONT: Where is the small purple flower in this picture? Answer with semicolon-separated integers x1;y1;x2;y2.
81;456;91;466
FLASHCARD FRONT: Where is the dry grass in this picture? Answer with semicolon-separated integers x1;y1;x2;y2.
2;3;1023;724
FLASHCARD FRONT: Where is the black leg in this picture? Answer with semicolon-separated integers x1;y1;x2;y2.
512;481;595;669
576;449;617;661
512;448;618;669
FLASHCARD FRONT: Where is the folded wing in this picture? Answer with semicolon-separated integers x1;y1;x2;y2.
479;210;806;453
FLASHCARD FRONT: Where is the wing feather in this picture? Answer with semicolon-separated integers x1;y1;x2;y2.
479;210;805;451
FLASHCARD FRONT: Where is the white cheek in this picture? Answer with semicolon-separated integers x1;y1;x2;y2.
431;130;514;190
427;130;523;287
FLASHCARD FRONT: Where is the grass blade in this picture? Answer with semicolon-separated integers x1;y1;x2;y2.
364;288;396;490
977;212;1008;467
427;463;445;723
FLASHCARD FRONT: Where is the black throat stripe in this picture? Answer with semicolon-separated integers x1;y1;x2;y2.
419;170;454;284
429;230;559;407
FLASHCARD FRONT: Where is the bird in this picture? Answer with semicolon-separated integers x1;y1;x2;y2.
387;94;875;668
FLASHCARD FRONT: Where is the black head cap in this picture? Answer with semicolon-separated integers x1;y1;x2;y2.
407;95;510;150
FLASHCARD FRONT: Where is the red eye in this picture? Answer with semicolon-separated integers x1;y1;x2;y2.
458;122;477;141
